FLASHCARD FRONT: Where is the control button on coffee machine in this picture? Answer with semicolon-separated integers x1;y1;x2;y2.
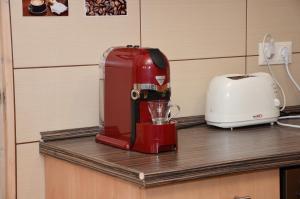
131;89;140;100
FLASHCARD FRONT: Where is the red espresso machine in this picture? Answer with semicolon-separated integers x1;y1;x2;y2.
96;46;177;153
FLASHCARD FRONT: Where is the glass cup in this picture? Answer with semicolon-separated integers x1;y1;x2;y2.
148;100;180;125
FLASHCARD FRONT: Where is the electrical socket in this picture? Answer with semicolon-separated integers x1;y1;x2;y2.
258;41;292;65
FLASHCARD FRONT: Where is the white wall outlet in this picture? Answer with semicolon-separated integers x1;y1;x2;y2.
258;41;292;65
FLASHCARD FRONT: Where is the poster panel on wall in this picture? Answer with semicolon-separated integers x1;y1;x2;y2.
23;0;68;16
85;0;127;16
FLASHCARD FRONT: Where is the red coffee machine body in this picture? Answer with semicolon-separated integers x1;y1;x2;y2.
96;46;177;154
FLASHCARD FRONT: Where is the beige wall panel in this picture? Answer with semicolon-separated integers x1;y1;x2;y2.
247;54;300;106
15;66;99;143
247;0;300;55
17;143;45;199
10;0;140;67
141;0;246;60
170;58;245;117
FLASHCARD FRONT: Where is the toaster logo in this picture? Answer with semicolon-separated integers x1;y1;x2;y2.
155;76;165;86
253;114;263;119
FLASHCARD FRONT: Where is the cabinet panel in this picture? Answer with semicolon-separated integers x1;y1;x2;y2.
45;156;141;199
143;169;280;199
45;156;279;199
281;166;300;199
17;143;45;199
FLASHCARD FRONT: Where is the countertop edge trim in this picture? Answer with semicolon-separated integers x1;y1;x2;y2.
40;126;100;142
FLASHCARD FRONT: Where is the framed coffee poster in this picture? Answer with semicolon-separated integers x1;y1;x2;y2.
23;0;68;16
85;0;127;16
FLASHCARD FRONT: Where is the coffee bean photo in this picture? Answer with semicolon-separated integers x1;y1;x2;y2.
85;0;127;16
23;0;68;16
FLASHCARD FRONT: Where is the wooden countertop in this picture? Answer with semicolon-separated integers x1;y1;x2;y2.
40;121;300;187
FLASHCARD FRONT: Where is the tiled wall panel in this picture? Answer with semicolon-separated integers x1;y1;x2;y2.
247;0;300;55
141;0;246;60
171;57;245;116
10;0;140;67
17;143;45;199
247;54;300;106
15;66;99;143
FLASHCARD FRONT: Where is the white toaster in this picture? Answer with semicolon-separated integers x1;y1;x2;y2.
205;72;280;129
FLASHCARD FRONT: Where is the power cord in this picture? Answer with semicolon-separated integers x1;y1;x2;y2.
277;116;300;129
262;33;286;111
276;46;300;128
281;47;300;91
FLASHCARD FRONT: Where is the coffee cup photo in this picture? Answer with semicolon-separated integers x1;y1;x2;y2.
28;0;47;15
23;0;68;16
